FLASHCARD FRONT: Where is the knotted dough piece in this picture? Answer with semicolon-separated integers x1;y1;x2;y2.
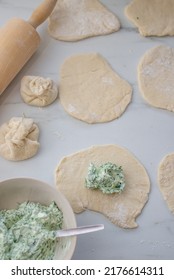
59;53;132;123
125;0;174;37
48;0;120;41
20;76;58;107
158;153;174;214
55;145;150;228
138;45;174;112
0;117;40;161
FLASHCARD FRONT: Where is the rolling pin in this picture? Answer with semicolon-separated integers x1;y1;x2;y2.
0;0;57;95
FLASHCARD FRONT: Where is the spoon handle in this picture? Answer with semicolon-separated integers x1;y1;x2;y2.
56;224;104;238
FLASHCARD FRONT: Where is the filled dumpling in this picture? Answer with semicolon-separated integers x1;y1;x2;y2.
0;117;40;161
20;76;58;107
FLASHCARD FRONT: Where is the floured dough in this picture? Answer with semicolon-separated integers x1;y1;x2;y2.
158;153;174;214
0;117;40;161
20;76;58;107
55;145;150;229
48;0;120;41
59;53;132;124
125;0;174;37
138;45;174;112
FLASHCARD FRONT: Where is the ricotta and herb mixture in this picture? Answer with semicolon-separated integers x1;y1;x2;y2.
0;201;63;260
85;162;125;194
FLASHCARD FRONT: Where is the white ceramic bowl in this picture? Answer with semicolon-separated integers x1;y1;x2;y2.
0;177;77;260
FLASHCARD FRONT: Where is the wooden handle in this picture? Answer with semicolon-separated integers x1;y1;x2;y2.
28;0;57;29
0;18;41;95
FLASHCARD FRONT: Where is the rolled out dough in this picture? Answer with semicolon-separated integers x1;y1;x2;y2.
55;145;150;229
125;0;174;37
48;0;120;41
158;153;174;214
59;53;132;124
138;45;174;112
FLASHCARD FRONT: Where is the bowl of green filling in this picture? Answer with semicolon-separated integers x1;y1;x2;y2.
0;178;77;260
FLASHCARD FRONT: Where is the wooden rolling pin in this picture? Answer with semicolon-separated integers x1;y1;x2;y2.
0;0;57;95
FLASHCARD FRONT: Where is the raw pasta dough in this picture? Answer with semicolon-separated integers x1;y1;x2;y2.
55;145;150;229
48;0;120;41
125;0;174;36
158;153;174;214
138;45;174;112
0;117;40;161
59;53;132;124
20;76;58;107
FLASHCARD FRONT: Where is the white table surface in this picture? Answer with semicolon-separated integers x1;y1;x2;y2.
0;0;174;260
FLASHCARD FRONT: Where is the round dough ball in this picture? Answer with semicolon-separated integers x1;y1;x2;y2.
48;0;120;42
20;76;58;107
55;145;150;229
158;153;174;214
125;0;174;37
138;45;174;112
59;53;132;124
0;117;40;161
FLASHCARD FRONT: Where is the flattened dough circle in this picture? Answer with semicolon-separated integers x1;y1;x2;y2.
59;53;132;124
48;0;120;41
138;45;174;112
158;153;174;214
55;145;150;229
125;0;174;37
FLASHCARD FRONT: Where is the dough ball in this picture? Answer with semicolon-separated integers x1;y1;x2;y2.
125;0;174;37
59;53;132;124
0;117;40;161
55;145;150;229
138;45;174;112
20;76;58;107
158;153;174;214
48;0;120;41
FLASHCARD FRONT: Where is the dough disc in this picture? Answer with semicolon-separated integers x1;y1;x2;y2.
48;0;120;41
55;145;150;229
59;53;132;124
138;45;174;112
158;153;174;214
125;0;174;37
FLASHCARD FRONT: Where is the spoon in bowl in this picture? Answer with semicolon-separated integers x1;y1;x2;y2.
56;224;104;238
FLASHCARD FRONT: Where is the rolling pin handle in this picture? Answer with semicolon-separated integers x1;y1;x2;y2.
28;0;57;29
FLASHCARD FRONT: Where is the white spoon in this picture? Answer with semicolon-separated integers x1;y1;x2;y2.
56;224;104;238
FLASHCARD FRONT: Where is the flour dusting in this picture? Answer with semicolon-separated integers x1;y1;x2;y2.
48;0;120;41
139;45;174;111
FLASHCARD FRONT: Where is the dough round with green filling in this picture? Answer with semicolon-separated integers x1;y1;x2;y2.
55;144;150;229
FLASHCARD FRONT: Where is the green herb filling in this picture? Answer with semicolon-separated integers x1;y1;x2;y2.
85;162;125;194
0;201;63;260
